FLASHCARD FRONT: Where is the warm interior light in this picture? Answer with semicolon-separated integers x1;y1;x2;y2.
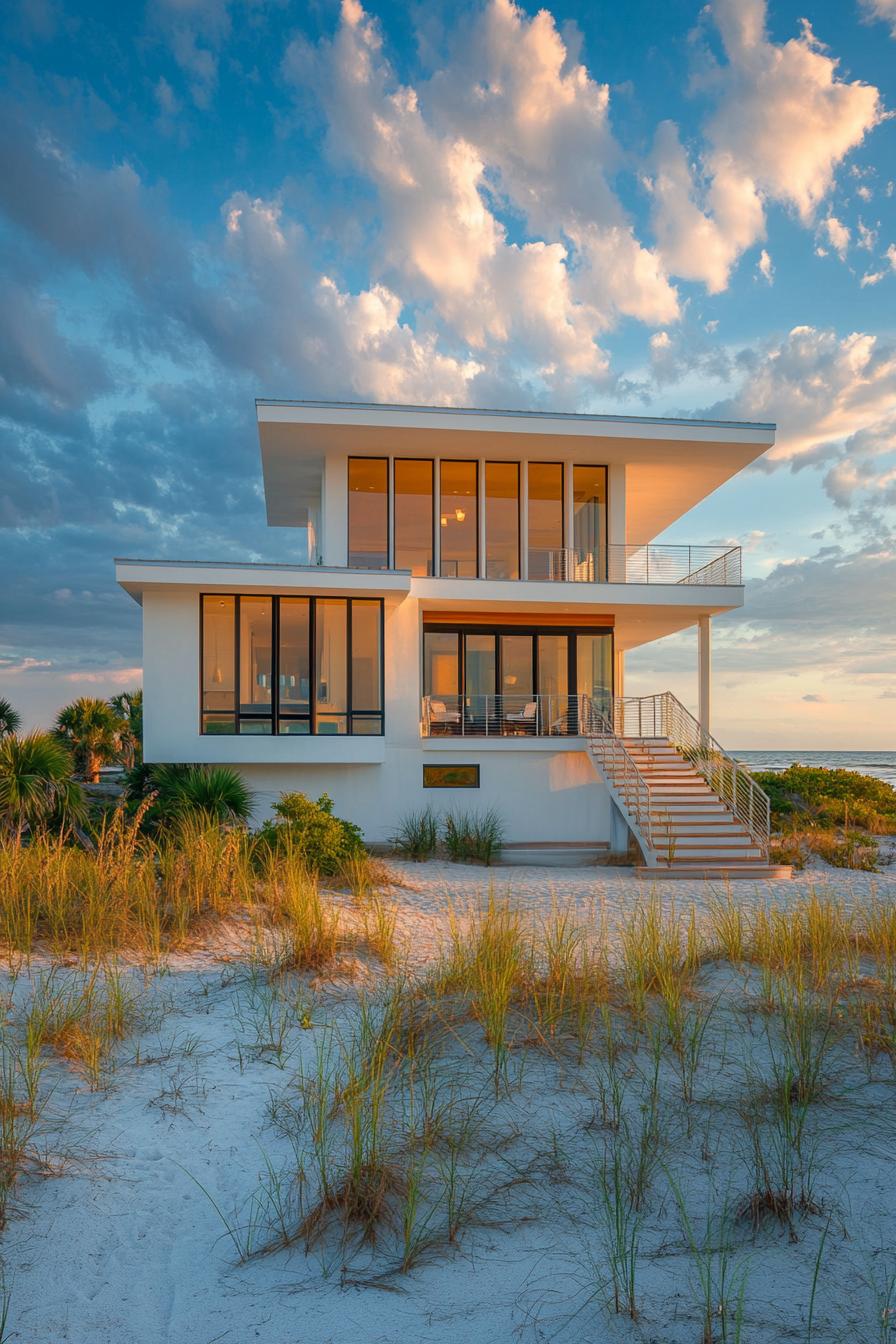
440;515;448;527
455;508;465;522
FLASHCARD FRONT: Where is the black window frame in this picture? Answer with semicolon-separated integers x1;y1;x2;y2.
200;594;385;737
348;456;390;571
422;620;615;705
423;764;480;789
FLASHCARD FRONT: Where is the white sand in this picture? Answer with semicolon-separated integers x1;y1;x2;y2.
4;862;896;1343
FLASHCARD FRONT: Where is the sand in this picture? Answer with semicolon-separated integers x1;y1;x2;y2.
4;861;896;1343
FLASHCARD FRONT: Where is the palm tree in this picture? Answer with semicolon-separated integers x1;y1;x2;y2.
147;764;253;826
54;697;124;783
109;689;143;768
0;698;21;739
0;732;87;837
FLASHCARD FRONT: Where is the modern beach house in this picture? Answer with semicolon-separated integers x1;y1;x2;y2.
116;400;782;874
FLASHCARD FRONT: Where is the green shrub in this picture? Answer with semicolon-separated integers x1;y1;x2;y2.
256;792;363;875
391;807;439;861
442;808;504;866
752;764;896;833
125;763;253;828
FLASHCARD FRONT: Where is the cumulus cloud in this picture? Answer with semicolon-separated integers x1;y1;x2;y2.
822;215;851;258
757;249;774;283
703;325;896;510
860;0;896;37
651;0;883;290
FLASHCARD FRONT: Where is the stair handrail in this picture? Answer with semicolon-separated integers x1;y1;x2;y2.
610;693;771;857
581;694;659;864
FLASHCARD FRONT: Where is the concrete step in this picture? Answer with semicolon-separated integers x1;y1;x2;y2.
638;864;793;880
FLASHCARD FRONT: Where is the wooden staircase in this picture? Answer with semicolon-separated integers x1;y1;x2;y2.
585;695;791;879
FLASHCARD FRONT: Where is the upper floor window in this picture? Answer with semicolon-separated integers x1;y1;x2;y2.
485;462;519;580
200;594;384;735
394;459;433;576
527;463;564;580
439;460;478;577
573;465;607;582
348;457;388;569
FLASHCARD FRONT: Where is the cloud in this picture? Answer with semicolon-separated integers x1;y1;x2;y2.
282;0;675;388
802;693;825;702
703;325;896;510
650;0;884;290
822;215;851;258
860;0;896;37
757;248;774;283
149;0;232;107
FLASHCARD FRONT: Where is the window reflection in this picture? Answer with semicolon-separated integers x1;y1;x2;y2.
439;461;478;577
394;459;433;576
201;596;235;734
239;597;272;730
485;462;519;579
573;465;607;582
315;598;348;734
348;457;389;569
528;463;564;580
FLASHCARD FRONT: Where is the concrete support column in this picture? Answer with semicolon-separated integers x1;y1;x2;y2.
614;648;625;699
698;615;712;740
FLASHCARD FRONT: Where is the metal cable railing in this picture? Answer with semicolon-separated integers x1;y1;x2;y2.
580;694;658;862
421;693;591;737
526;544;741;585
609;693;771;856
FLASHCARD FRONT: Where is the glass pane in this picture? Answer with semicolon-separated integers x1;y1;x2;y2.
278;719;310;735
394;460;433;576
348;458;388;569
351;715;383;735
576;633;612;717
538;634;569;734
528;463;564;579
423;632;459;697
202;596;235;725
239;718;272;734
239;597;273;714
315;599;348;734
500;635;533;699
351;600;382;712
439;461;478;577
573;466;607;582
279;598;310;713
465;633;495;727
485;462;519;579
423;764;480;788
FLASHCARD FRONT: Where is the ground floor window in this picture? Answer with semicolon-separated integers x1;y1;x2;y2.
422;622;612;734
201;595;384;735
423;764;480;788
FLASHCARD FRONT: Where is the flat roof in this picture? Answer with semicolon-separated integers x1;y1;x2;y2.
256;398;775;434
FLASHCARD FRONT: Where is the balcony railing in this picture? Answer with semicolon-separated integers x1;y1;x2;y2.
422;693;600;737
527;544;741;585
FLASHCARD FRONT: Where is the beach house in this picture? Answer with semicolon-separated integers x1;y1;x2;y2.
116;400;780;873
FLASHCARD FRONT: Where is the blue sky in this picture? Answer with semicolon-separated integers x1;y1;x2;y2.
1;0;895;746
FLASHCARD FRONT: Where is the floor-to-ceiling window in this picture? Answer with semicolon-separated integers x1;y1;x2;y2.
573;465;607;582
201;595;384;735
422;621;613;733
348;457;389;569
527;463;564;580
394;459;433;575
485;462;519;579
439;461;478;577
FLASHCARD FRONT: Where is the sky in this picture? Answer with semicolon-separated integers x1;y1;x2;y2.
0;0;895;748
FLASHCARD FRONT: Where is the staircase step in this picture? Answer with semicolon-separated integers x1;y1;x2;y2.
638;864;793;881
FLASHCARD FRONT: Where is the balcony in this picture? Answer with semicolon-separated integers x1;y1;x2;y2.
526;544;742;586
422;693;598;738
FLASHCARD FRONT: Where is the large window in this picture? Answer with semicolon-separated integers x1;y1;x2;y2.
485;462;519;580
439;460;478;577
201;595;384;735
573;465;607;582
528;463;564;580
423;621;612;735
348;457;389;569
394;459;433;576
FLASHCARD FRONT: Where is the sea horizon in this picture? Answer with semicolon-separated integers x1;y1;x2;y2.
734;750;896;788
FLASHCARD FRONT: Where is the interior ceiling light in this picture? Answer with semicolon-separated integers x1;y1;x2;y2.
455;508;465;522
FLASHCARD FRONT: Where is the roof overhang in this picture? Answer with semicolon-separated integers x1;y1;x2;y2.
114;558;411;605
257;400;775;544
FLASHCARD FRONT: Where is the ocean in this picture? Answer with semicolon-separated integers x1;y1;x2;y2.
734;751;896;789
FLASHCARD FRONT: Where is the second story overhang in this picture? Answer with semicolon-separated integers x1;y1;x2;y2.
257;399;775;544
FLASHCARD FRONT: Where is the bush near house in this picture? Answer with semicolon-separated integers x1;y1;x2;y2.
754;764;896;871
255;791;364;875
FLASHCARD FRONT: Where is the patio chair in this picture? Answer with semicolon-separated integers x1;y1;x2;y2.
429;699;461;734
505;700;538;733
